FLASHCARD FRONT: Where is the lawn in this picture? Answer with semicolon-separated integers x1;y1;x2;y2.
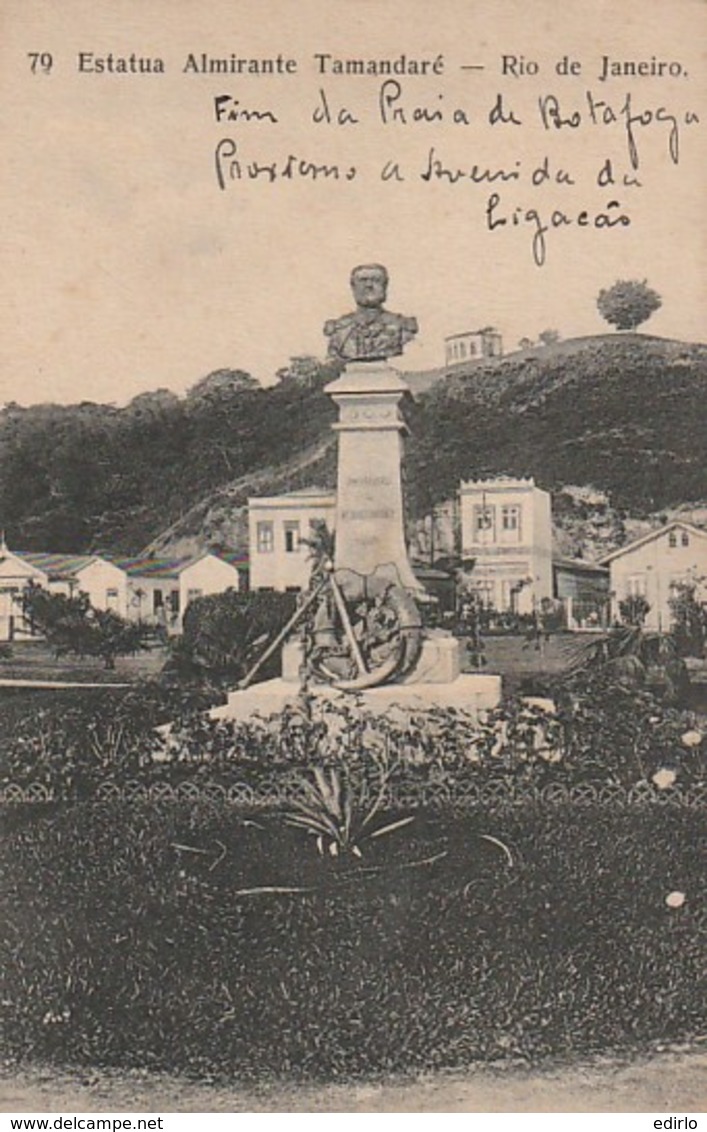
0;639;168;684
463;632;603;686
2;799;704;1081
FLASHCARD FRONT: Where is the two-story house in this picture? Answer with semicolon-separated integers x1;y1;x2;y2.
248;489;337;592
459;477;553;614
601;521;707;630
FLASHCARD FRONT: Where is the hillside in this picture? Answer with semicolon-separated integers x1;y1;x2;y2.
1;334;705;560
147;333;707;560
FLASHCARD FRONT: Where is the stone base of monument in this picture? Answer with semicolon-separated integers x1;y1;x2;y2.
212;673;502;725
212;633;502;725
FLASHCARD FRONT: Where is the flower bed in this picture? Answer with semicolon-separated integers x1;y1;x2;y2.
1;673;704;802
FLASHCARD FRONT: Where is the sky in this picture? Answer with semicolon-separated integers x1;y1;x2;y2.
1;0;705;405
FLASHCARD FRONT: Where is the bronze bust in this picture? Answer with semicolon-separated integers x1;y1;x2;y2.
323;264;418;362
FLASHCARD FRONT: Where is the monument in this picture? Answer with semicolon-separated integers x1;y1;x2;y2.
323;263;421;591
215;265;501;719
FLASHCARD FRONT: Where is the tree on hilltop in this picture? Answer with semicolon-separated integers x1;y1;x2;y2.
186;369;259;402
596;280;662;332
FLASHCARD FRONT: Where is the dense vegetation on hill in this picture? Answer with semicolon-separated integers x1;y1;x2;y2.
0;362;338;553
1;335;705;556
405;334;707;518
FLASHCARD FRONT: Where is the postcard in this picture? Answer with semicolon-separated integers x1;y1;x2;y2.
1;0;705;1117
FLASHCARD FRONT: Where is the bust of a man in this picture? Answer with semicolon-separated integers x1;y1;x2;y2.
323;264;418;362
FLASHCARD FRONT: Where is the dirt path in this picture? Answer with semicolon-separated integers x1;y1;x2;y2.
2;1048;705;1113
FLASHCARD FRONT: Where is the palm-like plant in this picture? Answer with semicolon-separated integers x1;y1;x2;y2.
284;764;414;859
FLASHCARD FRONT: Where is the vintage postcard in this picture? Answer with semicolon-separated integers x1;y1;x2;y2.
1;0;706;1117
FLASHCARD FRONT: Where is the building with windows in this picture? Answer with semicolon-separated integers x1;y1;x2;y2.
459;477;553;613
600;521;707;631
248;489;337;591
17;552;130;617
0;543;49;640
445;327;503;367
552;557;610;629
117;552;242;632
0;540;131;639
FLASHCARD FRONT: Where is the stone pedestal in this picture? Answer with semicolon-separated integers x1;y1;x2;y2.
325;361;421;592
214;673;502;725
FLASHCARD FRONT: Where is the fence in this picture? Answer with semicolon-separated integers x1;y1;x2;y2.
2;775;705;810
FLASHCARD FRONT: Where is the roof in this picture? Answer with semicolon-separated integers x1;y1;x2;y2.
552;556;609;575
445;328;500;342
117;554;200;579
599;521;707;565
216;551;249;570
248;488;336;507
15;551;102;580
413;567;453;581
116;551;243;579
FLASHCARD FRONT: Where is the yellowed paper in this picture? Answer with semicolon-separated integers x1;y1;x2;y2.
1;0;706;1115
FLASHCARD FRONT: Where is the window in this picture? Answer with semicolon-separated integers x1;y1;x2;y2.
626;574;647;597
669;532;677;548
283;521;300;553
472;580;495;609
256;521;274;553
501;505;520;532
681;532;689;547
153;589;164;611
285;585;302;593
500;580;515;610
169;590;180;614
105;588;119;610
459;342;467;358
473;504;496;540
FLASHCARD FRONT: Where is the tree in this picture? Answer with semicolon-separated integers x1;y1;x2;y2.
538;329;561;346
619;593;651;627
21;583;151;669
670;580;707;658
186;369;259;402
596;279;662;331
518;337;535;350
275;355;343;389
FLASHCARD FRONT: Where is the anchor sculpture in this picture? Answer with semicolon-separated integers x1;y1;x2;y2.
238;531;424;692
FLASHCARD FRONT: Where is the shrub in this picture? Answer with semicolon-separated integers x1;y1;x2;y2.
670;581;707;658
165;589;298;686
0;682;217;795
619;593;651;627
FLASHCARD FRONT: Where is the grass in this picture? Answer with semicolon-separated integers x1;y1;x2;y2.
0;639;168;684
2;800;704;1081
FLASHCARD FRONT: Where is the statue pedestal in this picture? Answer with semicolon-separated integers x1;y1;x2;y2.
213;672;502;725
216;635;501;724
325;362;421;592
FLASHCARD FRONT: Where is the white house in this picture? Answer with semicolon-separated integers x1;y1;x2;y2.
459;477;553;614
445;327;503;367
0;542;132;639
601;521;707;631
17;552;130;618
117;552;242;631
0;543;48;640
248;489;337;592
